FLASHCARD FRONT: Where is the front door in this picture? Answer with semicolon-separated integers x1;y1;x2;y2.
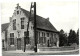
17;38;21;50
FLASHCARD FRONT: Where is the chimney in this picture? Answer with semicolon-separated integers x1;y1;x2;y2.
46;17;49;21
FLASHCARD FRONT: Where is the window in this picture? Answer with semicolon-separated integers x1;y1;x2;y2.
39;32;41;43
51;33;53;37
24;31;29;44
2;40;4;47
39;32;46;44
38;32;40;43
31;26;33;30
40;37;43;43
54;34;56;38
10;33;14;45
39;32;40;37
24;31;29;37
43;37;46;43
21;18;24;29
47;33;49;37
20;11;21;14
50;36;54;44
17;11;19;14
26;37;29;44
13;19;16;30
44;33;45;37
42;32;43;37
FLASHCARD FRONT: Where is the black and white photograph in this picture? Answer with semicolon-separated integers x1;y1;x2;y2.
1;0;79;55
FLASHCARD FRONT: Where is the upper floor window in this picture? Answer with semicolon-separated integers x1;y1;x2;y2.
21;17;24;29
17;11;19;14
10;33;14;45
13;19;16;30
20;11;21;14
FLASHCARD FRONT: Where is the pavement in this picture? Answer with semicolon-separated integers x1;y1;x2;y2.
3;49;79;54
2;49;79;56
3;50;35;53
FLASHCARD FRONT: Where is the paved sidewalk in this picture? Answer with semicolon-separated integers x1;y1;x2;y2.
4;50;35;53
3;49;79;54
38;49;79;53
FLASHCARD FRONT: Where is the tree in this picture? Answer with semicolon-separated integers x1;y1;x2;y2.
59;29;68;46
68;29;77;45
76;29;79;45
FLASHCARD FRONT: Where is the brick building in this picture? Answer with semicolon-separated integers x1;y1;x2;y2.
1;3;59;51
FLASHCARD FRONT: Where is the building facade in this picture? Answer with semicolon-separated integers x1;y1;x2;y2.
2;3;59;51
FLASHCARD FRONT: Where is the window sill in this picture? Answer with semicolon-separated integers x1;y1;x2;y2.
10;45;14;46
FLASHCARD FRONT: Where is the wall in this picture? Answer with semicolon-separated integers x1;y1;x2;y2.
7;5;34;50
1;31;5;49
6;5;59;51
37;30;59;47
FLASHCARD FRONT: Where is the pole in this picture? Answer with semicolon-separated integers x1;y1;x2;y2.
23;3;32;52
34;2;37;52
24;37;25;52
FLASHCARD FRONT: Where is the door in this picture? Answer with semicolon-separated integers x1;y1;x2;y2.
17;38;21;50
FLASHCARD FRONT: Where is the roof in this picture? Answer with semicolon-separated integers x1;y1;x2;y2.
1;23;9;32
1;8;58;32
36;15;57;32
21;8;58;32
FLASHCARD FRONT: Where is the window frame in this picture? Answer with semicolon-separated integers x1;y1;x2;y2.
47;33;49;37
24;31;29;44
10;33;14;45
17;11;19;14
21;17;25;29
13;19;16;30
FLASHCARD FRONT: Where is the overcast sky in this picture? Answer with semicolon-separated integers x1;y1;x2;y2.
1;1;79;33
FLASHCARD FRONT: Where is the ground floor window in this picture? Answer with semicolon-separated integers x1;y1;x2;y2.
10;33;14;45
50;37;54;44
39;37;46;44
2;40;4;47
10;38;14;45
26;37;30;44
24;31;30;44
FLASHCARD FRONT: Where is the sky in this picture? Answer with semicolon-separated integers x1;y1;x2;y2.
1;1;79;33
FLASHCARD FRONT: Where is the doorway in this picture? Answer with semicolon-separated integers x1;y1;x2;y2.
17;38;21;50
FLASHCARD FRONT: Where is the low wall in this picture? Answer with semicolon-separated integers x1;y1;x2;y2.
38;46;75;51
